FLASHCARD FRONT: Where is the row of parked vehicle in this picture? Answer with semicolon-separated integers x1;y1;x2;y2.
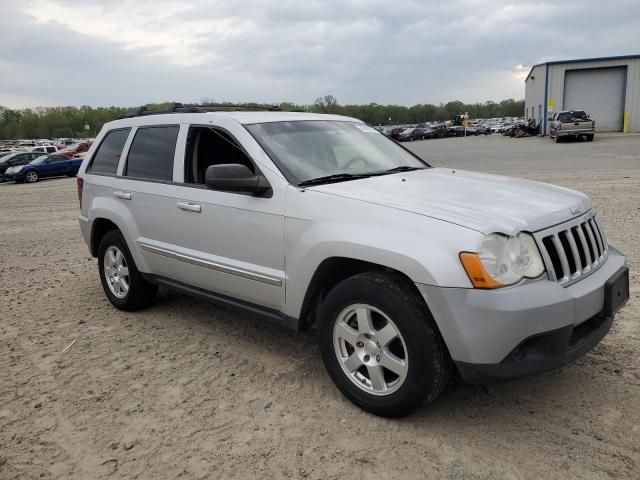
383;123;493;142
0;143;90;183
379;117;527;143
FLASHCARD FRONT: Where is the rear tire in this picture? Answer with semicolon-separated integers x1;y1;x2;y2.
586;134;594;142
318;272;452;417
98;230;157;311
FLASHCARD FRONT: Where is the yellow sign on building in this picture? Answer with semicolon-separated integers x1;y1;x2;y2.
547;98;555;109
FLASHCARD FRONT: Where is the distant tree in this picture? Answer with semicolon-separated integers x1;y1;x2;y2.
0;98;524;140
313;95;339;114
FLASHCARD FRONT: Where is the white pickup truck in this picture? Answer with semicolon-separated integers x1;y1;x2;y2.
549;110;595;142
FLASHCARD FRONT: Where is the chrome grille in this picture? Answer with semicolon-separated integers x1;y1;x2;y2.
534;212;608;286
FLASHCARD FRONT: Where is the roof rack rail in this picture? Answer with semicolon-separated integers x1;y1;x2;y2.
118;102;281;119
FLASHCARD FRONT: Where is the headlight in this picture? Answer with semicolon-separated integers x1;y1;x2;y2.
460;232;545;288
12;166;24;173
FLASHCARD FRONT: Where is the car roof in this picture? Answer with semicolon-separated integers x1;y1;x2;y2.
102;111;361;130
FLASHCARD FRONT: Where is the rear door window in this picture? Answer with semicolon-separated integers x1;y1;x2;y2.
125;126;179;181
88;128;131;175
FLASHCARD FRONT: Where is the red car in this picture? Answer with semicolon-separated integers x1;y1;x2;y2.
59;142;92;158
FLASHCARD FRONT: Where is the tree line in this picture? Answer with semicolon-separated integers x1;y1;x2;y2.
0;97;524;140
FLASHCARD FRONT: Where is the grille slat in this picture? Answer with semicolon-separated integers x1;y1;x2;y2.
574;226;592;273
551;235;571;281
593;217;608;257
536;212;608;287
582;222;598;263
588;219;602;257
565;229;583;276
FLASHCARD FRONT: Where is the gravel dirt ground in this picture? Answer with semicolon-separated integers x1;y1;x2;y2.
1;134;638;479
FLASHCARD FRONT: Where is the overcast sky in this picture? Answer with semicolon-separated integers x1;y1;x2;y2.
1;0;638;108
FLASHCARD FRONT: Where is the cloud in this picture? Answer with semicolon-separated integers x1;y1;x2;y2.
1;0;639;108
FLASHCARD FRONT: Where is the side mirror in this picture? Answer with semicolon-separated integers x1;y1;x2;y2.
205;164;271;196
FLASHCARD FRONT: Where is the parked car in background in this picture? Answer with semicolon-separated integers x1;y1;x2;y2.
397;127;433;141
59;142;92;158
0;151;45;181
396;128;417;141
56;138;76;149
30;145;59;154
549;110;595;143
447;126;469;137
387;127;405;140
474;125;491;135
429;125;448;138
4;153;82;183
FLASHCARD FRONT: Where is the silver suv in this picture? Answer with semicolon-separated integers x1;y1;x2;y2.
78;108;629;417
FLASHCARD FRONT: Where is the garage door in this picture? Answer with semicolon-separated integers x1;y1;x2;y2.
563;67;626;131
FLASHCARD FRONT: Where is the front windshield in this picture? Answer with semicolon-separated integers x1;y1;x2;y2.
31;156;49;164
246;121;426;184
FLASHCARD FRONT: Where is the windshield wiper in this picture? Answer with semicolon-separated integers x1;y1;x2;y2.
298;173;373;187
298;166;426;187
381;166;424;174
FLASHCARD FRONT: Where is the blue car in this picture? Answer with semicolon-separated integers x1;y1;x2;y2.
4;153;83;183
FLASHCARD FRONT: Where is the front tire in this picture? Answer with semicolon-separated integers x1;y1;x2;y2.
24;170;39;183
98;230;157;311
318;272;452;417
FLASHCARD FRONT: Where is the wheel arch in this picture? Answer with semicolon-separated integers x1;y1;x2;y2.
297;256;427;331
90;217;121;257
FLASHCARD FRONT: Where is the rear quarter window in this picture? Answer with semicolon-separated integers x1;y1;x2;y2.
87;128;131;175
124;125;179;181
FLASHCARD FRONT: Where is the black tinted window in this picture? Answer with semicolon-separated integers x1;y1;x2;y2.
88;129;130;174
125;126;179;181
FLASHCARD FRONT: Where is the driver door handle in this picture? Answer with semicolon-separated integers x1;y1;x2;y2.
177;201;201;213
114;191;132;200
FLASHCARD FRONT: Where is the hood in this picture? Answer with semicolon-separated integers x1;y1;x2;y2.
308;168;591;235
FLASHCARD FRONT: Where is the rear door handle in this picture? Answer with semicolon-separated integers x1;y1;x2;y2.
114;191;132;200
177;201;201;213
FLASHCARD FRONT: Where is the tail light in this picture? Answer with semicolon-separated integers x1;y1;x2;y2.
77;177;83;208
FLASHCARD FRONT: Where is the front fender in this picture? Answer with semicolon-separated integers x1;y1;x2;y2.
283;188;482;318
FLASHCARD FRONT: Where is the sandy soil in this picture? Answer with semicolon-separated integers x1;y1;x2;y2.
1;134;638;479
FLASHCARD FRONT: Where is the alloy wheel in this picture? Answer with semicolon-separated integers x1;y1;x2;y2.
333;304;408;396
103;246;130;298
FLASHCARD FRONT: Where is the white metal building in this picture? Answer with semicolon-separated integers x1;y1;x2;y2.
524;54;640;135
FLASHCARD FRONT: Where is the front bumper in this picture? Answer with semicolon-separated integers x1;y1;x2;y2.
3;171;25;181
417;246;627;383
455;310;613;383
